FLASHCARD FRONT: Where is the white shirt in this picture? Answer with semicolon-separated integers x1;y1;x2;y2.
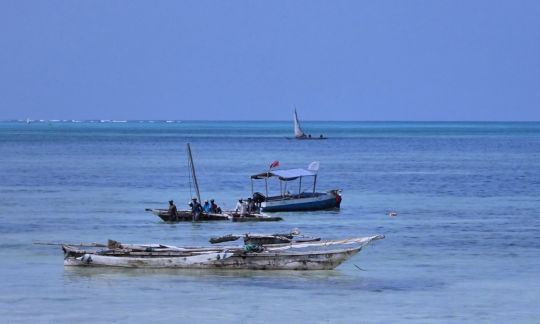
236;201;247;215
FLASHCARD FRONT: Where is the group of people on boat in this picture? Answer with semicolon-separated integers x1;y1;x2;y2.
168;198;222;220
202;199;221;213
235;197;259;216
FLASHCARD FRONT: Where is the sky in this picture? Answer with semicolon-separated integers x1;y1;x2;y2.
1;1;539;121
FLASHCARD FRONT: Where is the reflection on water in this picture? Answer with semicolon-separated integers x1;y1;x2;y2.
62;266;444;293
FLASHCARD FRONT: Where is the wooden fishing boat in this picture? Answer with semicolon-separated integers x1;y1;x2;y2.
147;143;281;223
146;208;282;222
59;235;384;270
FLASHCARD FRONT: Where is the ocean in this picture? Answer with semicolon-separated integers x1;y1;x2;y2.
0;121;539;323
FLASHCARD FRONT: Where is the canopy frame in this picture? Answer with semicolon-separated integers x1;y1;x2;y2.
250;168;318;197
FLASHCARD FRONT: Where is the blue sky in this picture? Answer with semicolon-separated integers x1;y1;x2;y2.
1;1;539;121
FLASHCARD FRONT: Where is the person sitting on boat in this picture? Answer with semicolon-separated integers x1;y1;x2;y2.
191;198;203;220
210;199;221;214
247;197;257;214
202;200;211;213
235;198;248;216
168;200;177;221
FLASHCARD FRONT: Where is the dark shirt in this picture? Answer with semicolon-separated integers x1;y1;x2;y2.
168;204;177;216
248;201;257;213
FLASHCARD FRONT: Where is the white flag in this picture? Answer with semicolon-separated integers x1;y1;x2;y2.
308;161;320;172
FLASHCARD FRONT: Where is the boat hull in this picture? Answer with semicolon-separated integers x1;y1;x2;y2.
64;247;361;270
151;209;230;222
261;192;340;212
231;215;282;222
150;209;281;222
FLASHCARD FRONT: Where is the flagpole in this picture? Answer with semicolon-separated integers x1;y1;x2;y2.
267;160;278;197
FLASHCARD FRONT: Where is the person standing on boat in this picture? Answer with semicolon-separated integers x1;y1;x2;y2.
168;200;177;221
202;200;211;213
235;198;247;216
191;198;203;221
247;197;257;214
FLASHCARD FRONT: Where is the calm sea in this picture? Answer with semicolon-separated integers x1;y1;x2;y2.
0;121;539;323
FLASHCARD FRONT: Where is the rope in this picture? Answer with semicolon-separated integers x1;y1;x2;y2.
243;243;264;253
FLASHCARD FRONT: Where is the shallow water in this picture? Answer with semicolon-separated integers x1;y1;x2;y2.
1;121;539;323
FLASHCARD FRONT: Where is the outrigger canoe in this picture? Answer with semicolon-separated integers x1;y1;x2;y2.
59;235;384;270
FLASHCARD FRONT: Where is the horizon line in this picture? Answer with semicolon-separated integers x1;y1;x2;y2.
1;119;540;123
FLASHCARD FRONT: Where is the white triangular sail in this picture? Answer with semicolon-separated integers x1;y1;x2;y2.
294;108;306;138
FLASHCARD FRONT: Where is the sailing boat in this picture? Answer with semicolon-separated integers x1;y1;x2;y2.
286;107;327;140
146;143;230;222
146;143;282;222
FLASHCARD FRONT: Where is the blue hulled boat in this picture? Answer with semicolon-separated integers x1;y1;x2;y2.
249;162;341;212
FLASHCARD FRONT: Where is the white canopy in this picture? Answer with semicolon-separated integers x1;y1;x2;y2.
250;168;316;181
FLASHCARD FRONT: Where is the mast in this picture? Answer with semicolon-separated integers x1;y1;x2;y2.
187;143;201;203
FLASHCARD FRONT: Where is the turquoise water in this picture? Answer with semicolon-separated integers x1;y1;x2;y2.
1;121;539;323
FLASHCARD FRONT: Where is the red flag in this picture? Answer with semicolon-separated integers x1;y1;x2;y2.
269;160;279;169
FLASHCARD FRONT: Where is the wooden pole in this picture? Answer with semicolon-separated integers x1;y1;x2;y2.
187;143;201;204
299;177;302;195
313;175;317;195
265;173;268;197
